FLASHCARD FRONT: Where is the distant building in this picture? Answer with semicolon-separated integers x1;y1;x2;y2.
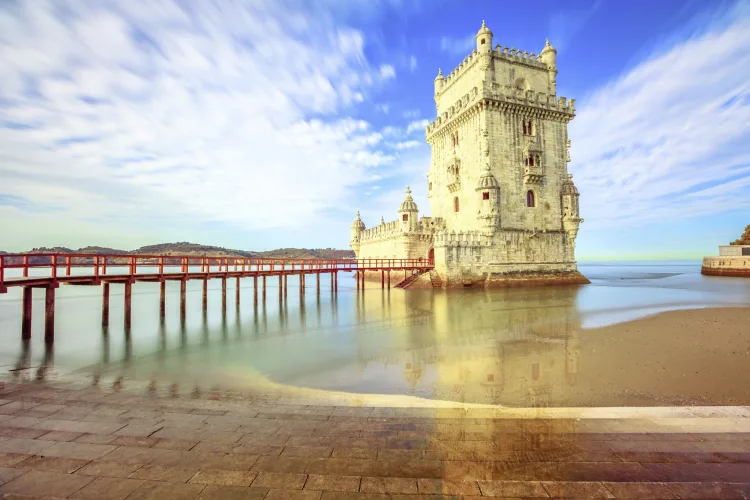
703;245;750;277
350;22;588;288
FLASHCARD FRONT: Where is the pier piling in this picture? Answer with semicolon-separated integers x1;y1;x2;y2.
124;282;132;330
22;287;32;339
202;279;208;311
236;277;241;307
221;277;227;312
180;279;187;321
102;283;110;327
159;281;166;318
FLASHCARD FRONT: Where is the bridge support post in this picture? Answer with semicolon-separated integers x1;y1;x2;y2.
316;272;320;295
180;280;187;321
300;274;304;294
202;279;208;311
330;272;334;291
253;276;258;304
387;270;391;289
361;270;365;290
279;275;283;302
124;282;132;331
284;275;288;298
334;272;338;291
381;270;384;289
262;276;266;302
356;271;360;290
159;281;166;319
236;277;241;308
44;286;55;343
221;278;227;312
102;283;110;327
22;287;32;339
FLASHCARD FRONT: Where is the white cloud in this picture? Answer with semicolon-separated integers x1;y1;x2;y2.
409;55;418;72
570;7;750;228
439;33;475;56
402;109;420;119
406;119;429;134
378;64;396;80
375;103;390;114
393;140;421;150
0;0;398;249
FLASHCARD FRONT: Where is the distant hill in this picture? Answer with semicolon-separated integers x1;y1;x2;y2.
1;243;355;264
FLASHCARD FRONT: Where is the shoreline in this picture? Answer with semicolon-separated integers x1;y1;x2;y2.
3;305;750;409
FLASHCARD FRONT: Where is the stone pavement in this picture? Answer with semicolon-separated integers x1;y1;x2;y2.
0;381;747;499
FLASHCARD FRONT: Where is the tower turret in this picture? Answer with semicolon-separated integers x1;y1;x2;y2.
350;211;365;256
434;68;444;95
561;174;583;247
398;186;419;233
475;164;500;233
476;20;493;54
539;38;558;95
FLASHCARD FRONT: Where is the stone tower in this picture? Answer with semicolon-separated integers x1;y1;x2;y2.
424;21;587;286
349;211;365;255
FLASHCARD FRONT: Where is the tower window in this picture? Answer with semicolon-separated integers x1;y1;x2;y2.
402;214;408;221
522;120;533;136
526;190;535;208
454;196;460;212
481;39;486;45
487;374;494;382
482;192;490;200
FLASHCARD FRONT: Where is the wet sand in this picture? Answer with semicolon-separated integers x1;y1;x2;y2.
577;306;750;407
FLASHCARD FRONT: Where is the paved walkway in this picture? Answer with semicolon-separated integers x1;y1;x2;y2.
0;380;747;499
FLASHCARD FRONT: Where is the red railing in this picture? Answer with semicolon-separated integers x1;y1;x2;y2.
0;253;434;290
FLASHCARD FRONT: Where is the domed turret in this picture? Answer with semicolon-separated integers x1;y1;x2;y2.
476;165;500;232
475;164;499;191
398;186;419;232
561;174;583;248
434;68;445;95
350;211;366;256
476;20;493;53
539;38;558;94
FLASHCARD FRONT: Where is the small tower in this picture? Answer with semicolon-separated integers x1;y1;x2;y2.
350;211;365;256
476;20;493;54
561;174;583;247
475;164;500;233
538;38;558;95
434;68;445;112
434;68;444;95
398;186;419;233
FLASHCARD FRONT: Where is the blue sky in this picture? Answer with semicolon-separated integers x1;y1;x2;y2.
0;0;748;260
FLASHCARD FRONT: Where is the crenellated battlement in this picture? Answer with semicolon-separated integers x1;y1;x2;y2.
441;44;548;92
360;220;402;242
359;216;441;244
425;85;575;137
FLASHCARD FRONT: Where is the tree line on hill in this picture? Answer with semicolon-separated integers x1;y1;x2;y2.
0;242;355;265
730;224;750;245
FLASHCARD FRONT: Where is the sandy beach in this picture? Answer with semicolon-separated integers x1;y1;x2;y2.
573;306;750;407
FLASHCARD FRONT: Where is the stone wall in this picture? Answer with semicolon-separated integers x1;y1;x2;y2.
701;256;750;277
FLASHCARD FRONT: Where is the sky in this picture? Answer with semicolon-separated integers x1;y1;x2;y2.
0;0;748;260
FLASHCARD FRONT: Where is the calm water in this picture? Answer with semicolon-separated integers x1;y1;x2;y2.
1;260;749;406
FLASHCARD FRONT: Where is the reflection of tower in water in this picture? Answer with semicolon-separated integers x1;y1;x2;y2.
353;286;583;406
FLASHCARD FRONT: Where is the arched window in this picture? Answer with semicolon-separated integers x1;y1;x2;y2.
454;196;460;212
526;190;535;208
